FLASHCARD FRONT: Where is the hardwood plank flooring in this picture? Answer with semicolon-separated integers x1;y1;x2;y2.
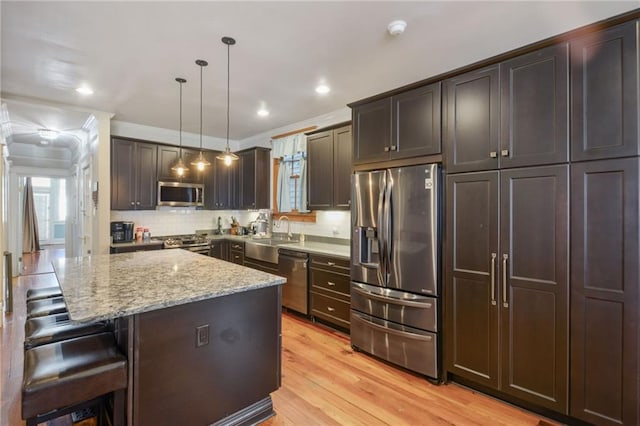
2;250;556;425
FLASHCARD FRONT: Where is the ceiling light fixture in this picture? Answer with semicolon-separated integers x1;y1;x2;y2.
315;84;330;95
38;128;59;140
75;86;94;95
191;59;211;172
387;20;407;36
216;36;239;167
171;77;189;177
257;108;269;117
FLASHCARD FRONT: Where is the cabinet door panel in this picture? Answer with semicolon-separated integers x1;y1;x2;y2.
392;82;441;159
570;158;639;425
307;131;334;210
239;150;255;209
500;165;568;413
157;146;180;182
500;44;569;167
445;172;499;388
135;142;158;210
111;139;135;210
444;66;500;173
571;21;639;161
334;126;352;209
352;98;391;164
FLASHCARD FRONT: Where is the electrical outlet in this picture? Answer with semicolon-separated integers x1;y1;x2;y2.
196;324;209;347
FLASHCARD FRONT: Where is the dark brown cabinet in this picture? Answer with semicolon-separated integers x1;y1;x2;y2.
444;66;500;173
208;239;228;260
571;21;639;162
228;242;244;265
500;43;569;168
352;82;441;165
445;165;568;413
111;138;158;210
309;255;351;330
238;148;270;210
307;124;352;210
157;146;204;183
570;158;639;426
445;44;569;173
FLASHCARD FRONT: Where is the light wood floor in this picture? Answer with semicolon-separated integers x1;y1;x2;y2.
2;250;555;426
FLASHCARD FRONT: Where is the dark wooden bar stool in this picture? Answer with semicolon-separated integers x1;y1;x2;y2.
26;296;67;319
22;332;127;426
26;285;62;302
24;313;109;349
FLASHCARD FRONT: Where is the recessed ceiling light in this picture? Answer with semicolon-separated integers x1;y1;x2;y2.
257;108;269;117
315;84;330;95
388;20;407;36
76;86;94;95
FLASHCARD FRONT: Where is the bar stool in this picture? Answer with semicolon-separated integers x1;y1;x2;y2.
26;296;67;319
22;332;127;426
26;285;62;302
24;313;109;350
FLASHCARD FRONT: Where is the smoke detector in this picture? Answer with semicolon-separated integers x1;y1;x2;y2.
388;20;407;36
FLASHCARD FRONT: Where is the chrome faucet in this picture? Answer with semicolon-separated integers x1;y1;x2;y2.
278;216;292;240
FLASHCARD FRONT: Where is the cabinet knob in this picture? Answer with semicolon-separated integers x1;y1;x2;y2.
390;145;397;151
327;306;336;312
130;202;135;206
501;149;509;157
489;151;497;158
136;201;140;205
348;199;351;205
384;147;390;152
327;281;336;287
327;261;336;266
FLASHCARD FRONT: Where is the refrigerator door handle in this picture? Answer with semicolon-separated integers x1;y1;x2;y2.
384;173;393;282
352;312;433;342
376;174;386;285
352;285;432;308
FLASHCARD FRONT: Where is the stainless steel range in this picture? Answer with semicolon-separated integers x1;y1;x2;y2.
162;234;210;255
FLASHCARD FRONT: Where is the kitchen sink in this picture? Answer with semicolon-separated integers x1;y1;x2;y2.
244;238;298;263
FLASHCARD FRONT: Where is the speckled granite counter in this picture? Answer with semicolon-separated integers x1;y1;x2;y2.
53;249;285;323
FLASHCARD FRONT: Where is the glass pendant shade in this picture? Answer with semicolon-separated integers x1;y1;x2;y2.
192;151;211;171
171;77;189;176
216;147;239;166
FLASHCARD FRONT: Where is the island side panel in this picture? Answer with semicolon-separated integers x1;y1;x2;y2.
131;285;282;425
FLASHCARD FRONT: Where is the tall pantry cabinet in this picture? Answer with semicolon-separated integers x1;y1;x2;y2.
569;21;639;426
444;18;640;425
444;43;570;414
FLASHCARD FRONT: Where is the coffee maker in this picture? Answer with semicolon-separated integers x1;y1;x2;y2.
111;221;134;243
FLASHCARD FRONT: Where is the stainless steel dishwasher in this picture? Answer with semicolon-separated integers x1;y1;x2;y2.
278;249;309;315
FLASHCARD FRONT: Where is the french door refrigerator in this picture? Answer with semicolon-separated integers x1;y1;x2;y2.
351;163;441;379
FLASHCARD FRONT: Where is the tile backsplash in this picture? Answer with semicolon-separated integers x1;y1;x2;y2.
110;208;351;239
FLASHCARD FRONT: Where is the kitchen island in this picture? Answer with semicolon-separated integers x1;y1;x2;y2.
52;249;286;426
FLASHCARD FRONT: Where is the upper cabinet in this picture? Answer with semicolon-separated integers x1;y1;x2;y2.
500;43;569;168
444;43;569;173
571;21;639;162
238;147;270;210
111;138;158;210
444;66;500;173
352;82;441;165
157;146;205;183
307;124;352;210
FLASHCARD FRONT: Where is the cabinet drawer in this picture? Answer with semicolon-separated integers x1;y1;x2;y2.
310;255;350;273
311;292;350;328
229;242;245;252
310;269;350;296
229;251;244;265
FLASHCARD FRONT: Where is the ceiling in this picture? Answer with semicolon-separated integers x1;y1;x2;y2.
1;1;638;166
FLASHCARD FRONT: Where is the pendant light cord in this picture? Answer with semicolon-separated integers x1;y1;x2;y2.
226;41;230;151
200;63;203;150
179;80;183;149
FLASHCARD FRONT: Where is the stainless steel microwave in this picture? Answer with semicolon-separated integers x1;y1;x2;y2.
157;181;204;207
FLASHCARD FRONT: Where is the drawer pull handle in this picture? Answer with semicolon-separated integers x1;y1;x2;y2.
327;307;335;312
327;281;336;287
235;255;240;259
327;261;336;266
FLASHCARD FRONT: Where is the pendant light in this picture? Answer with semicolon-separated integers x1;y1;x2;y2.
191;59;211;171
216;36;239;166
171;77;189;177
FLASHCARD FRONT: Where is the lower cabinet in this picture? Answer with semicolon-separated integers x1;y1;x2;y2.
570;158;639;426
445;166;569;414
309;255;351;330
208;239;228;261
110;242;164;254
228;242;244;265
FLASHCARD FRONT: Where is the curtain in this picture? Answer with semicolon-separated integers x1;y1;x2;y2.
277;160;292;212
22;177;41;253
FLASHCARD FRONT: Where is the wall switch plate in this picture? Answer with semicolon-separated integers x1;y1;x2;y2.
196;324;209;347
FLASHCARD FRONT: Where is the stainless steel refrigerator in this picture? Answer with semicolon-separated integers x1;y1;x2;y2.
350;163;441;379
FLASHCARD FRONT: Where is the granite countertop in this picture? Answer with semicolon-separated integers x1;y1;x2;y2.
53;249;285;323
